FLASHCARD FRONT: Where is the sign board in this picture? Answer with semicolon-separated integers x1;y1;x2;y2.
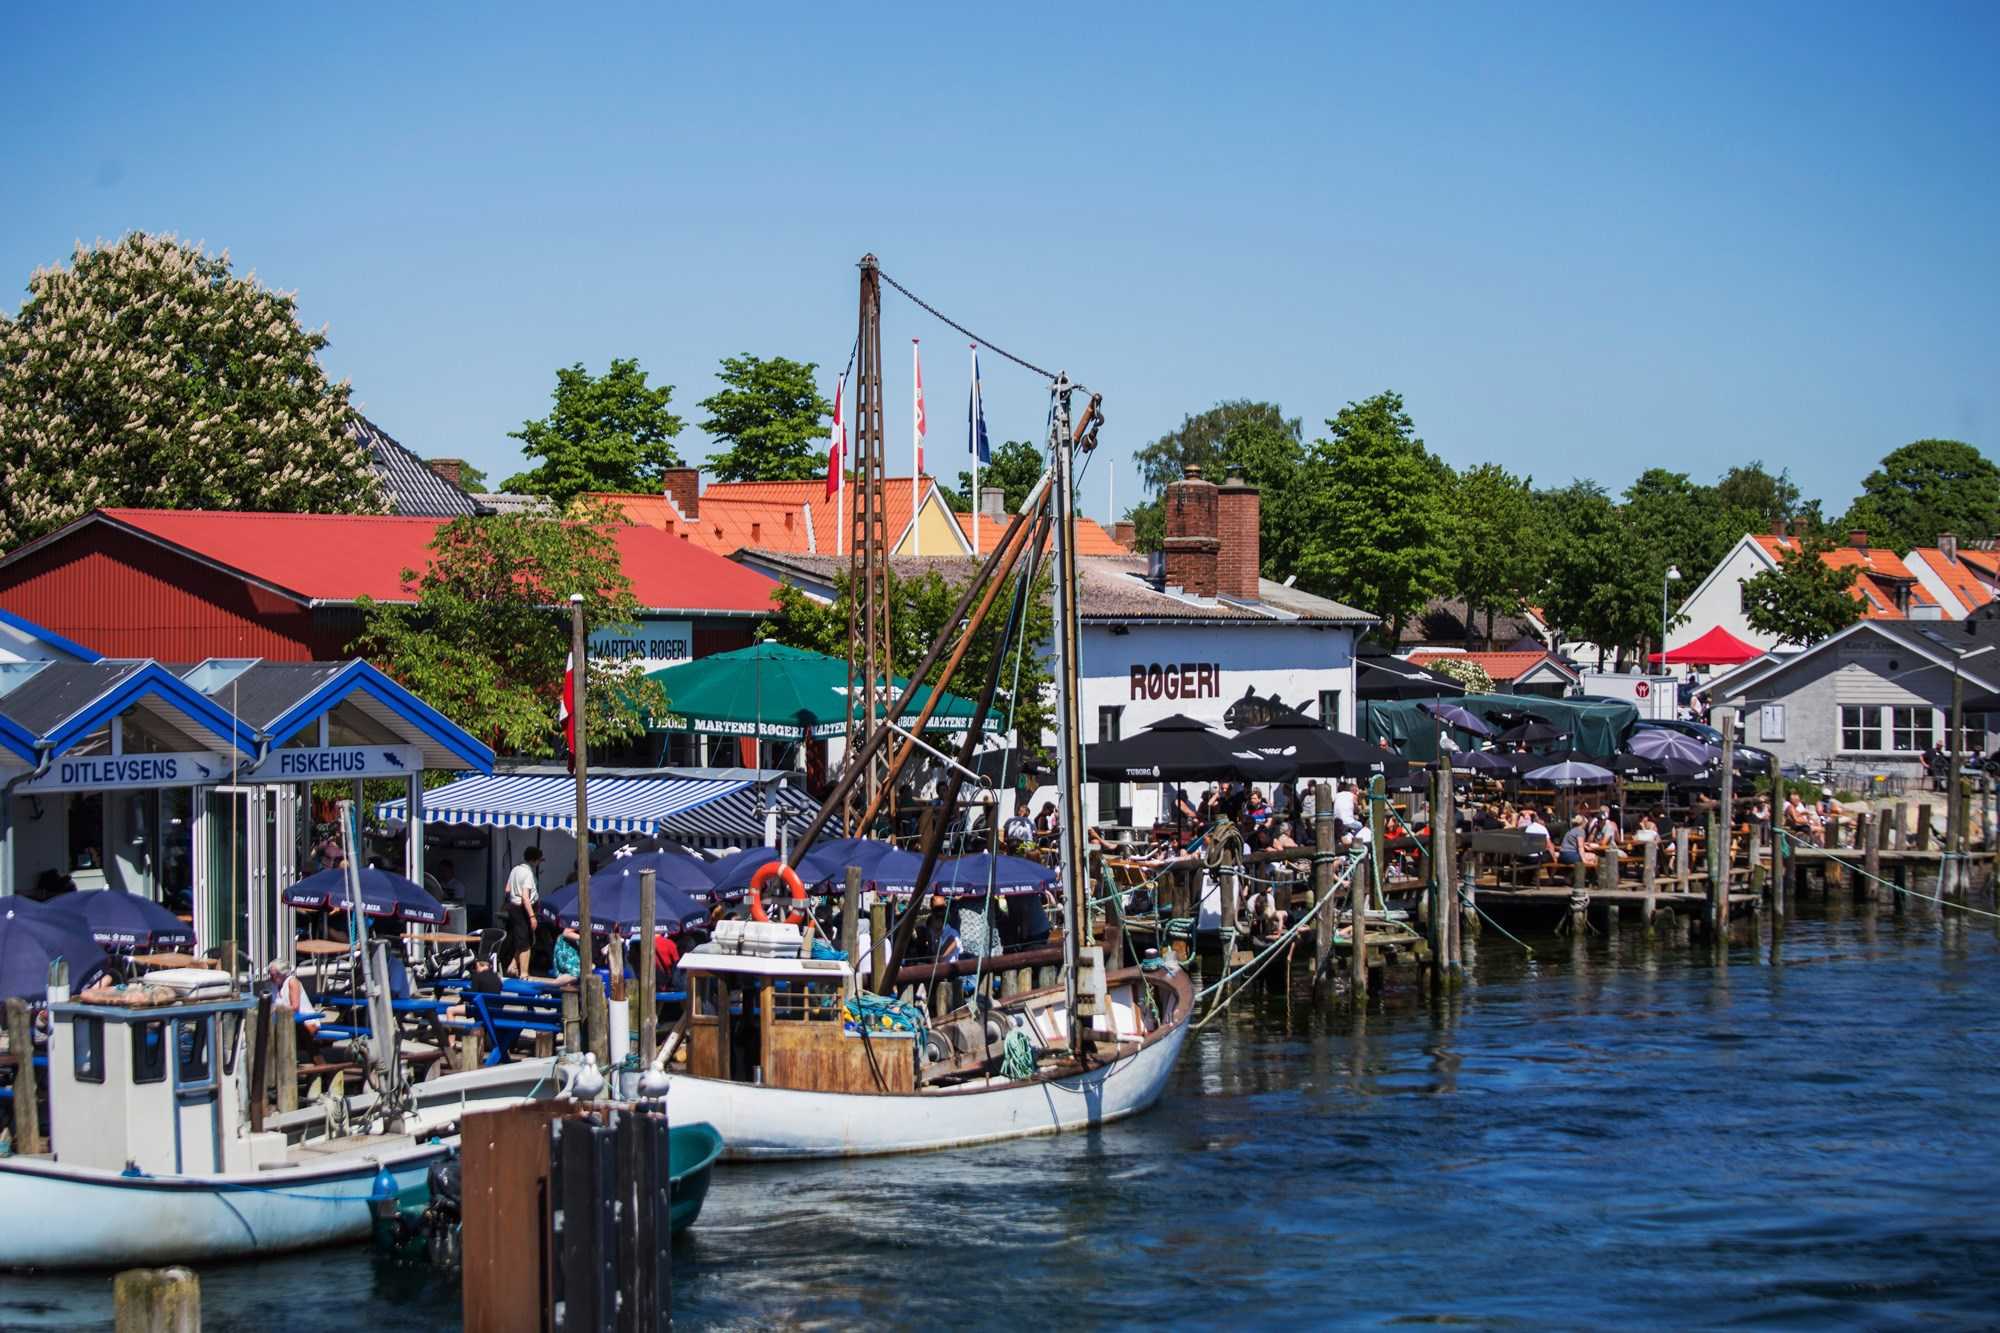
243;744;424;783
589;620;694;674
20;751;232;793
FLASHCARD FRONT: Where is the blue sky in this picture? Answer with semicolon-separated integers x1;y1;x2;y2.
3;2;1995;520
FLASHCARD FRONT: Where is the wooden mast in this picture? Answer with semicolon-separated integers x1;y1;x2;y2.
845;257;893;832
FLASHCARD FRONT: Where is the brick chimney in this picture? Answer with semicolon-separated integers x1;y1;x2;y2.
662;467;700;519
1215;464;1261;600
426;457;466;489
980;487;1007;521
1940;532;1958;562
1162;464;1221;597
1112;520;1136;551
1849;529;1869;550
1770;515;1786;539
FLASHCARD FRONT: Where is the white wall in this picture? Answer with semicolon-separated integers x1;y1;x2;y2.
1676;537;1781;652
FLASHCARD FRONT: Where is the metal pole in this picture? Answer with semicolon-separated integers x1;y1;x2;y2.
570;593;593;1003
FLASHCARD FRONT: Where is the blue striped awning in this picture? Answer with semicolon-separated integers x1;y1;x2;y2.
375;772;826;847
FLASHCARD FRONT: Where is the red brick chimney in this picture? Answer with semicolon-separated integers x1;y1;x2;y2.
1215;465;1261;600
1849;529;1869;551
1162;464;1220;597
662;467;700;519
1112;520;1136;551
426;457;466;489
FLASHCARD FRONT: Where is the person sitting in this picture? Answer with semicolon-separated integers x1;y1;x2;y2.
443;955;505;1022
1518;808;1552;862
552;928;584;980
1816;789;1848;840
1558;815;1599;869
1002;807;1036;853
265;959;322;1037
1633;810;1661;845
1782;792;1822;847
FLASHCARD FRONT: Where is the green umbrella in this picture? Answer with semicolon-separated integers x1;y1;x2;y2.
646;642;996;741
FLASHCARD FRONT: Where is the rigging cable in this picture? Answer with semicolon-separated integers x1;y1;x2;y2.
877;268;1059;382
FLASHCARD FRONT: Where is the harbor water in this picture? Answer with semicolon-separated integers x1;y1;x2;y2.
9;888;2000;1329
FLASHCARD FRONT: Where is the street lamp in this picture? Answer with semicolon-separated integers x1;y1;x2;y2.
1660;565;1682;682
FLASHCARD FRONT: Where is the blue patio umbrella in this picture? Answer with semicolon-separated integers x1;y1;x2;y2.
543;866;708;935
1628;729;1718;766
1422;701;1495;736
702;847;783;900
564;849;715;896
1521;759;1616;788
798;838;923;890
810;846;928;894
281;867;447;925
0;899;109;1000
924;853;1061;898
42;888;194;950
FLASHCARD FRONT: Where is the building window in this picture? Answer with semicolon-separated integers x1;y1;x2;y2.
73;1016;105;1084
1891;706;1935;752
1319;690;1342;729
1840;705;1881;752
1096;706;1124;826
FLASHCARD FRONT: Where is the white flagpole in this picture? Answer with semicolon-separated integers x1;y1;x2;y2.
912;338;922;557
970;343;980;553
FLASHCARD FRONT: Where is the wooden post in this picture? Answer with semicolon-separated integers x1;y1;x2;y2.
1890;801;1907;851
1859;811;1881;904
457;1023;485;1073
1569;857;1589;936
561;989;582;1055
840;866;861;969
114;1267;200;1333
1368;776;1388;909
1349;850;1370;1000
1429;765;1448;986
1313;783;1336;987
1747;826;1764;896
637;868;658;1069
1674;825;1692;896
868;900;889;991
267;1004;297;1112
582;975;611;1068
5;998;42;1155
1915;803;1933;852
1706;814;1726;942
1218;846;1239;966
1641;837;1658;931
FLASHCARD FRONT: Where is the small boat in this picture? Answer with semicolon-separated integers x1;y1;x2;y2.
666;1121;723;1233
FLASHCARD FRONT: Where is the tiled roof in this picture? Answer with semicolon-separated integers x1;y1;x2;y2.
737;550;1375;625
1908;548;1994;615
1406;649;1578;683
626;478;957;556
1750;535;1940;619
951;509;1128;556
350;416;482;517
21;509;780;615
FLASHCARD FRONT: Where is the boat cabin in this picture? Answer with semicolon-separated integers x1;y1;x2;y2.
44;985;287;1175
679;946;917;1094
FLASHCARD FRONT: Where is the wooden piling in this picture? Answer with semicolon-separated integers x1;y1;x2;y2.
562;989;582;1055
245;994;268;1134
1349;851;1370;1001
1891;801;1908;851
840;866;861;971
1641;837;1658;932
271;1004;298;1112
1915;803;1933;851
114;1266;200;1333
1429;765;1449;986
5;998;42;1155
1747;827;1764;896
868;900;888;987
583;974;611;1068
1712;704;1737;944
1219;855;1239;966
637;868;658;1069
1313;783;1336;987
1674;826;1692;895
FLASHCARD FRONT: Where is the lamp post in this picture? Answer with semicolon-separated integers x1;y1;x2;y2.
1660;565;1682;686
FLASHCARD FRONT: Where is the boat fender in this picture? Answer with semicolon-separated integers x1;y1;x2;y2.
748;862;808;924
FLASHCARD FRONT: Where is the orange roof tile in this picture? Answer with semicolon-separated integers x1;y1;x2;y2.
951;510;1129;556
1750;535;1938;619
1909;548;1995;614
1406;650;1575;683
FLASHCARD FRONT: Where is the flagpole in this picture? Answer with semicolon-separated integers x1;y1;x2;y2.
912;338;922;557
970;343;980;553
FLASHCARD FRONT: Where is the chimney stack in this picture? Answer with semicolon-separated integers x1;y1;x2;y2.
980;487;1007;521
1770;515;1786;539
426;457;466;489
1162;464;1221;597
1112;520;1137;551
1940;532;1959;562
1215;464;1261;600
662;467;700;519
1849;529;1869;551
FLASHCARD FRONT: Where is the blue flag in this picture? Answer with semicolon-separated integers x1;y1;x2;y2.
967;348;991;464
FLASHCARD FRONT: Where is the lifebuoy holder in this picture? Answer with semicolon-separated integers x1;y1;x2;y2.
748;861;808;924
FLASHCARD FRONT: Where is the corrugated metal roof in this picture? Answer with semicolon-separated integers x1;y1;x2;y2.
350;416;483;517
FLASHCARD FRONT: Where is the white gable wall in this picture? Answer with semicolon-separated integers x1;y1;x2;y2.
1675;536;1781;652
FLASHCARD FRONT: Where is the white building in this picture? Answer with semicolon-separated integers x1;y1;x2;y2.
1674;528;1949;654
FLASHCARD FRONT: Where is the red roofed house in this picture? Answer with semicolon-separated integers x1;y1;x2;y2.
1903;534;1997;619
1673;525;1949;653
604;468;978;559
0;508;780;666
1404;649;1580;698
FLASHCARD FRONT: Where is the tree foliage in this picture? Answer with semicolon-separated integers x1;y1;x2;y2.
1535;480;1657;666
1714;461;1801;531
1840;439;2000;553
764;563;1055;750
0;232;383;547
353;501;666;757
1740;530;1864;646
1428;657;1495;693
503;358;684;503
698;353;831;483
1127;400;1301;555
953;438;1045;516
1292;392;1452;640
1447;463;1542;643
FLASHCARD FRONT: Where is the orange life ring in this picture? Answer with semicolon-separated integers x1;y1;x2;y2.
748;861;807;924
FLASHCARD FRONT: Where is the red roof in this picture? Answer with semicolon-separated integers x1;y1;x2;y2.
1907;548;1994;614
1750;535;1939;620
1647;625;1763;666
74;509;779;614
951;510;1129;556
602;478;961;557
1406;650;1575;683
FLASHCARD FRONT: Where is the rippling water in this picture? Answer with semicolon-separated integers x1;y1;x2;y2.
12;888;2000;1330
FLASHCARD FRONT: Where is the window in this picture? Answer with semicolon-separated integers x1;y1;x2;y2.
73;1016;104;1084
175;1017;210;1086
1319;690;1343;729
1840;705;1881;752
1891;707;1935;753
132;1021;166;1084
1096;706;1124;826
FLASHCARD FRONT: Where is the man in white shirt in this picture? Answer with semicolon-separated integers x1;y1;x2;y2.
1331;782;1360;832
265;960;320;1036
504;847;544;977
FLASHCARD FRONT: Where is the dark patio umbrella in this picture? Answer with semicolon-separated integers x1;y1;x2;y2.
1422;701;1495;736
925;854;1060;898
1521;759;1615;787
1497;720;1567;747
798;838;924;891
1231;716;1412;785
543;867;708;935
1084;714;1297;782
1452;750;1519;774
565;849;715;896
0;899;108;1000
41;888;194;950
281;867;447;925
1628;729;1718;766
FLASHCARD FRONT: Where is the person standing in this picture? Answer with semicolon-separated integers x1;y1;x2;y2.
504;847;544;978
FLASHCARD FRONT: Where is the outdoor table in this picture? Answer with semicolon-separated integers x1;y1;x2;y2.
420;932;482;945
129;952;208;970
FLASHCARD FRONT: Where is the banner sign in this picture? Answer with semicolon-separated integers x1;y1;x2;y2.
20;751;232;793
589;620;694;674
243;744;424;783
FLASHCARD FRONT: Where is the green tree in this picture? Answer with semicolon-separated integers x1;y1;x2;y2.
1535;480;1657;667
764;562;1055;750
503;358;684;504
953;439;1045;515
1127;400;1301;554
0;232;383;547
353;501;667;757
1292;392;1452;640
1840;439;2000;553
1714;460;1801;534
1448;463;1542;645
698;353;832;483
1740;531;1864;646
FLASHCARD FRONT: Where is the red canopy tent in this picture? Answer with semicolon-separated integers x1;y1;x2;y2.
1648;625;1764;666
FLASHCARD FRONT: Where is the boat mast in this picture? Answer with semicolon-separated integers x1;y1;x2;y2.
844;256;892;831
1046;375;1093;1058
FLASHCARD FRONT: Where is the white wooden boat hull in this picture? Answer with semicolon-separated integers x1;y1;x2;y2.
0;1140;445;1270
663;1016;1189;1160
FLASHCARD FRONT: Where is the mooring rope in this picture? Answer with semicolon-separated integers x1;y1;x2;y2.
1776;828;2000;924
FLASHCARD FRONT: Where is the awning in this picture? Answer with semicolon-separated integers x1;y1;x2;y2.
1648;626;1764;666
375;772;825;846
647;642;996;740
